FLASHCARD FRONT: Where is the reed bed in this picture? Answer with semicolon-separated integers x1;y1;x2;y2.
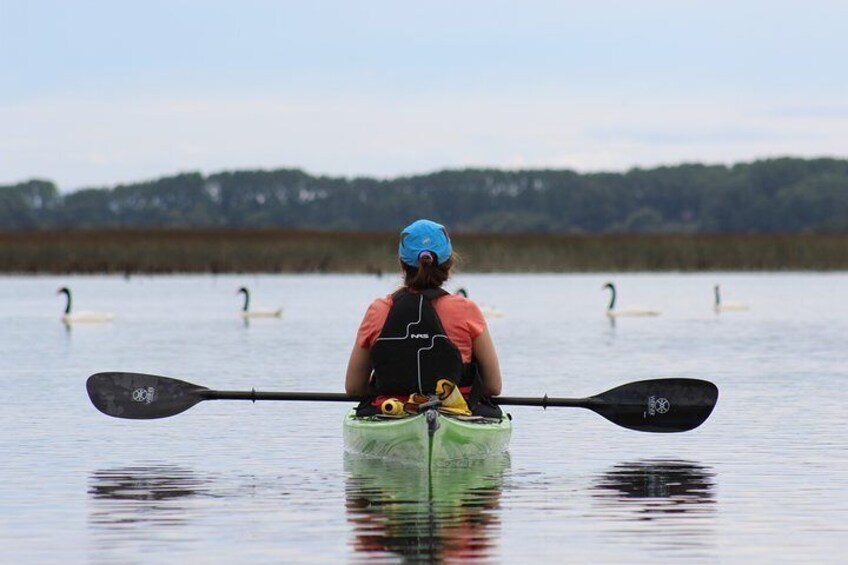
0;230;846;273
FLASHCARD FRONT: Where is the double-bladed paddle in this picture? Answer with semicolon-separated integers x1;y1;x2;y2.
86;372;718;433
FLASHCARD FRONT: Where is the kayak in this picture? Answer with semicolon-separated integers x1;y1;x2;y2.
343;408;512;467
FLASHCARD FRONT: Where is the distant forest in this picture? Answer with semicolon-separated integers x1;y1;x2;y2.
2;157;847;233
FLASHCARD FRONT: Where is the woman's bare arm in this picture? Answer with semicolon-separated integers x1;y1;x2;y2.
472;327;502;397
345;344;372;396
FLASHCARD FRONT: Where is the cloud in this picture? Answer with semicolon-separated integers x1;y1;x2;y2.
768;106;848;119
1;90;846;189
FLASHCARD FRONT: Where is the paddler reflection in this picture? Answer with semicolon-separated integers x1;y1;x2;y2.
345;454;509;564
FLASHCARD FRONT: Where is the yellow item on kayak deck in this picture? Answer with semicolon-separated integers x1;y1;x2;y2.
380;398;406;416
401;381;472;416
436;379;471;416
403;393;428;414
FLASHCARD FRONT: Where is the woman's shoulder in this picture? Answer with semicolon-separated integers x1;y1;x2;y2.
435;293;483;315
437;293;467;305
369;294;394;311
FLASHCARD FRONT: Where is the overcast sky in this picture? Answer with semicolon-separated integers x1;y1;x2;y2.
2;0;847;190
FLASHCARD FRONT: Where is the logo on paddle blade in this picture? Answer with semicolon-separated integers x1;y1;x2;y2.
647;395;670;417
131;386;157;405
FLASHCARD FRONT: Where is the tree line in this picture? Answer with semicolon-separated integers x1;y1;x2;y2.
2;157;847;233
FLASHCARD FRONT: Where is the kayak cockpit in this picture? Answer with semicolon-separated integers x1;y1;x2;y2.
343;408;511;468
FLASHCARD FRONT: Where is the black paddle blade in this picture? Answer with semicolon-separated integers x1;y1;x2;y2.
590;378;719;433
87;372;210;419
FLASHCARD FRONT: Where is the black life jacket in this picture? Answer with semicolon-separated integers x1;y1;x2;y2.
369;288;463;395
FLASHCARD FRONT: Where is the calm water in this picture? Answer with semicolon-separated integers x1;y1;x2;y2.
1;272;846;563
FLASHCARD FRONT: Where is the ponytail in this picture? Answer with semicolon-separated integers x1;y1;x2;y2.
402;251;455;290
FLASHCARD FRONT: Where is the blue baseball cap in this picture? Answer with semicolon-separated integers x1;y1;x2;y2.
399;219;453;266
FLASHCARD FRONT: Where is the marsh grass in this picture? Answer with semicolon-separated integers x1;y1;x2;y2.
0;229;845;273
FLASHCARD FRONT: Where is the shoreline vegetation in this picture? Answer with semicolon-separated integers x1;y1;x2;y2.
3;158;848;234
1;229;846;273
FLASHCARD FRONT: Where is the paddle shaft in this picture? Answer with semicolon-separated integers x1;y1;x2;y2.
204;389;594;408
205;390;361;402
494;395;598;409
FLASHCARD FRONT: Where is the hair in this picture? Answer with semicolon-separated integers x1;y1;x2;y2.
401;253;457;290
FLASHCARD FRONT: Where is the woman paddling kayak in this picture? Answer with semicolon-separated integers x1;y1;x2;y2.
345;219;503;417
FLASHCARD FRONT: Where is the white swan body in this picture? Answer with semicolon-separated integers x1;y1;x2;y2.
608;306;662;318
240;308;283;318
714;285;749;313
58;287;113;324
455;288;506;318
63;311;115;323
480;306;506;318
603;283;661;318
238;287;282;318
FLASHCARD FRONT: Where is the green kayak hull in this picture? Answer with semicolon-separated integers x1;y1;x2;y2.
343;409;511;467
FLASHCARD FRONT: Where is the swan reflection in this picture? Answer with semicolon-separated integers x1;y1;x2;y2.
345;454;509;564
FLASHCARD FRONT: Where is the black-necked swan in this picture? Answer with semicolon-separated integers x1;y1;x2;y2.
714;284;749;312
237;287;282;318
602;282;661;317
57;287;114;323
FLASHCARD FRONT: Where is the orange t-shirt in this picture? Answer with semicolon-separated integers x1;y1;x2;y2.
355;293;487;363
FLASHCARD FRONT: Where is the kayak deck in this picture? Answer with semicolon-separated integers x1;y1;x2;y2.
343;409;511;467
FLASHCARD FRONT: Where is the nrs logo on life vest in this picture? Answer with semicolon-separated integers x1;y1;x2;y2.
410;333;430;339
647;395;671;417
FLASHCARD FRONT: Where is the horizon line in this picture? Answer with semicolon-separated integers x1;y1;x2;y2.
5;153;846;193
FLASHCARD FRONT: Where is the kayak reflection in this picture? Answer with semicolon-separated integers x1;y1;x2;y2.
345;453;509;564
88;465;217;528
591;459;716;518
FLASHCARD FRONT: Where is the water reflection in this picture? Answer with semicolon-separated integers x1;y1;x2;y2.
345;454;509;564
88;465;217;529
592;459;716;519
